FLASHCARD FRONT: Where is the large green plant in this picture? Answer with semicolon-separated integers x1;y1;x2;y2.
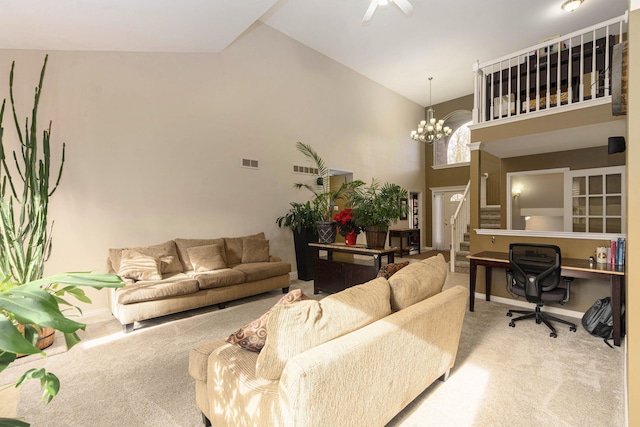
275;201;323;233
351;179;409;232
293;142;364;222
0;56;123;427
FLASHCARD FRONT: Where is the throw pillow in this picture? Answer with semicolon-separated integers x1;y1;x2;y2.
241;238;270;263
226;289;310;352
388;253;448;311
255;277;391;380
376;261;410;279
118;249;163;281
186;244;226;272
109;240;182;275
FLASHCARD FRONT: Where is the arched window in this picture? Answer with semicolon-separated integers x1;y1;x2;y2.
447;121;472;165
450;193;465;202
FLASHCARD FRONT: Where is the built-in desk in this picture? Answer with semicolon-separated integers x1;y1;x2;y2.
310;243;397;295
468;251;625;346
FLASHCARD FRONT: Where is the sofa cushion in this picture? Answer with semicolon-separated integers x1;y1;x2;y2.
255;277;391;380
226;289;310;352
241;238;270;264
224;232;266;266
376;261;410;279
232;262;291;282
187;244;226;272
109;240;182;275
388;254;448;311
117;249;163;281
115;273;199;305
189;269;246;289
175;238;226;271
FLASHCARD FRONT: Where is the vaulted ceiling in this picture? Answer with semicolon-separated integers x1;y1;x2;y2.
0;0;628;106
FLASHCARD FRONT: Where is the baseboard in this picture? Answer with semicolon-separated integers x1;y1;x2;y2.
79;307;112;321
474;292;584;319
290;271;298;281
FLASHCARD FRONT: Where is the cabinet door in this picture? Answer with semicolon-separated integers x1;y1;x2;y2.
314;258;344;294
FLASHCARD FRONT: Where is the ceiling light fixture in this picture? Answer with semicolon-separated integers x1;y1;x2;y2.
410;77;451;144
561;0;584;12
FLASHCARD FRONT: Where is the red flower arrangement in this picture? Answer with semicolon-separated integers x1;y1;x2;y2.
333;209;361;236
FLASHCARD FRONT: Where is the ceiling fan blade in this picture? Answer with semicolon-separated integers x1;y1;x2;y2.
362;1;378;22
392;0;414;15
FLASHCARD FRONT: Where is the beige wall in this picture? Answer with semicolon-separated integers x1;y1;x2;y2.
0;23;424;314
627;5;638;426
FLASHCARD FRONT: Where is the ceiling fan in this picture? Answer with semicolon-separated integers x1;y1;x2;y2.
362;0;414;22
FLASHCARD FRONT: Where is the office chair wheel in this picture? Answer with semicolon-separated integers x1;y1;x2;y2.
570;326;577;332
509;321;515;327
550;332;557;338
506;312;512;317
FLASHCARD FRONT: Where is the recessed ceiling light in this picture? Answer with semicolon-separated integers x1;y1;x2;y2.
561;0;584;12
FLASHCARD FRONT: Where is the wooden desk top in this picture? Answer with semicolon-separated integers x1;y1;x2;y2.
468;251;625;276
309;242;398;256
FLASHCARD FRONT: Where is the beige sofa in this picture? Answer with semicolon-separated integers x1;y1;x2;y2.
189;255;467;427
108;232;291;332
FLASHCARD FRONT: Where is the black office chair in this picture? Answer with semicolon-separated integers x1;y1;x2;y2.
506;243;577;338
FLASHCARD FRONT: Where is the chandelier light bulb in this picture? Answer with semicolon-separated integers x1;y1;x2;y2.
409;76;452;144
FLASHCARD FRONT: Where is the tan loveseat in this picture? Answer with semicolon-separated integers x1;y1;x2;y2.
189;255;467;427
108;232;291;333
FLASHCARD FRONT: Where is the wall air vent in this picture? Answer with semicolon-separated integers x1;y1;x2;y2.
241;158;259;169
292;165;319;175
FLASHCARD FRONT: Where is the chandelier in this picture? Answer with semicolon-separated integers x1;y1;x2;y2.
410;77;451;144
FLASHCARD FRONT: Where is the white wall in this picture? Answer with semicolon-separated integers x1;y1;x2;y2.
0;23;425;313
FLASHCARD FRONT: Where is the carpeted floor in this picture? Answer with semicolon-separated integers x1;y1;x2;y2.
1;271;625;426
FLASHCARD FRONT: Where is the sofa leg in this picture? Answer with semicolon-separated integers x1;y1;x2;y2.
439;369;451;382
218;302;227;309
202;413;211;427
282;287;290;294
123;323;134;333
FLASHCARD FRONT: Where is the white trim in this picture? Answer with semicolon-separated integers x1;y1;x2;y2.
432;162;470;170
475;228;626;241
429;185;467;193
468;142;483;151
631;1;640;12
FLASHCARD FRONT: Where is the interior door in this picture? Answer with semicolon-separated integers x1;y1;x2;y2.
443;190;465;250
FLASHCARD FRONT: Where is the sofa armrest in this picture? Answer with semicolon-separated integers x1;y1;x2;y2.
278;285;467;427
269;255;282;262
189;340;226;382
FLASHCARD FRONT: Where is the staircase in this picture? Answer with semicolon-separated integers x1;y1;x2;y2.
453;206;501;274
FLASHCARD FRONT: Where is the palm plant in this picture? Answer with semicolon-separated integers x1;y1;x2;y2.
0;56;123;426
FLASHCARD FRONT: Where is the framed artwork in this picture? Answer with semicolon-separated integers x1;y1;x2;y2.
400;198;408;220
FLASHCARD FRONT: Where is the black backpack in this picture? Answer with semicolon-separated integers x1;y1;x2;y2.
581;297;624;348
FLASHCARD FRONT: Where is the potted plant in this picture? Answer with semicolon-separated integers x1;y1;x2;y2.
293;142;364;243
333;208;361;246
276;201;323;280
351;179;409;249
0;56;123;427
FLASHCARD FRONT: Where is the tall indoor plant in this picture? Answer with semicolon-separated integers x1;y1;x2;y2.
0;56;123;427
351;179;409;249
276;200;323;280
293;142;363;243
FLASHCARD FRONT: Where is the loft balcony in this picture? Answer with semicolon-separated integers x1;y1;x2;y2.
471;13;628;130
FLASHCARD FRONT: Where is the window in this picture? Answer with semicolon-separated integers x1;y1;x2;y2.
565;166;625;234
446;121;471;165
433;110;472;167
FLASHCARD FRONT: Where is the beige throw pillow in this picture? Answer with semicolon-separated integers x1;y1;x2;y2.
118;249;163;281
226;289;310;352
241;238;270;263
387;253;447;311
255;277;391;380
186;244;226;272
109;240;182;275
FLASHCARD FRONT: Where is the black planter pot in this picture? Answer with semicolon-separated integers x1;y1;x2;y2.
293;227;317;281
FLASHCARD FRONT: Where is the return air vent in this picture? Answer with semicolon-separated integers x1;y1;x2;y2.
241;158;259;169
292;165;319;175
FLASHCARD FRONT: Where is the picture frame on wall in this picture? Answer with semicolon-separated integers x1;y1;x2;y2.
400;198;408;220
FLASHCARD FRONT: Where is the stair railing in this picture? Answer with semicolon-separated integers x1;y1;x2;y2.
450;180;471;273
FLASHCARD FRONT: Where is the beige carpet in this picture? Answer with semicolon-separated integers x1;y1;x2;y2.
1;271;625;426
